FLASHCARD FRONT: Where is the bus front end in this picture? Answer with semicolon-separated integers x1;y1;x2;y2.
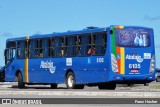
111;26;156;85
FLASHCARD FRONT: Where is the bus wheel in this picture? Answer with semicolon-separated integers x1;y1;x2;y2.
50;84;57;89
18;73;25;89
144;83;149;86
66;72;76;89
98;83;116;90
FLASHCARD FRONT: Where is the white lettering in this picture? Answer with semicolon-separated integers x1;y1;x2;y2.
135;100;158;104
40;60;56;74
145;100;157;104
126;55;143;62
40;60;53;69
135;100;144;104
97;58;104;63
129;64;141;69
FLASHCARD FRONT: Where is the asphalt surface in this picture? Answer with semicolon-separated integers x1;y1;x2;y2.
0;81;160;98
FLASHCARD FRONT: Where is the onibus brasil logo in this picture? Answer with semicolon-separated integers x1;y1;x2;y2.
40;60;56;74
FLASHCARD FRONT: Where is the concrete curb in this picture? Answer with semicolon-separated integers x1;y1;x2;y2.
0;91;160;97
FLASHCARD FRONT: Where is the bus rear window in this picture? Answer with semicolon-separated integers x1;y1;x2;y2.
115;28;151;47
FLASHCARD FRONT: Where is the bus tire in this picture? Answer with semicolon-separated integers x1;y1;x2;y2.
66;72;76;89
156;78;158;82
51;84;57;89
144;83;149;86
18;73;25;89
156;77;160;82
98;83;116;90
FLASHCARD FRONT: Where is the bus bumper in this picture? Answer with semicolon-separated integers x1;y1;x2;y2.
111;74;155;83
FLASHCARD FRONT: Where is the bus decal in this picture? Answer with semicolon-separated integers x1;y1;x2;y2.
116;47;125;74
40;60;56;74
126;54;144;63
66;58;72;66
112;27;125;74
144;53;151;59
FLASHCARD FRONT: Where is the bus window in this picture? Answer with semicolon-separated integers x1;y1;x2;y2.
34;39;43;58
80;34;91;56
52;37;64;57
68;36;77;56
29;40;36;58
48;38;54;57
39;40;43;57
116;28;150;47
66;36;73;57
59;37;65;56
5;41;16;65
93;32;107;55
17;41;26;58
73;36;79;56
42;39;48;57
77;36;81;55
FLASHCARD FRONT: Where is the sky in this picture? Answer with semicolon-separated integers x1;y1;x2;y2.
0;0;160;67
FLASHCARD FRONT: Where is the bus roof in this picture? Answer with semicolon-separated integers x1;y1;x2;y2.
6;26;153;42
6;27;107;42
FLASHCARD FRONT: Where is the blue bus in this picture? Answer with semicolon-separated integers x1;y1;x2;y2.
4;26;156;90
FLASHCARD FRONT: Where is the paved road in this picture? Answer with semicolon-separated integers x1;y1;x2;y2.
1;81;160;91
0;81;160;98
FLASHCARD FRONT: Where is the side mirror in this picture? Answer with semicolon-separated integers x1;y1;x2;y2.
4;49;7;57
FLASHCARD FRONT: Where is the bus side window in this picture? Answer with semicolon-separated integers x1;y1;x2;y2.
49;38;54;57
42;39;48;57
94;32;107;55
34;39;43;58
81;34;92;56
30;40;36;58
39;40;43;57
80;35;84;55
59;37;65;56
18;41;25;58
17;42;20;58
76;36;81;55
66;36;73;57
73;36;78;56
53;37;62;57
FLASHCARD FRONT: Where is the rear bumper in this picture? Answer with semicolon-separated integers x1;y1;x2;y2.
110;73;155;83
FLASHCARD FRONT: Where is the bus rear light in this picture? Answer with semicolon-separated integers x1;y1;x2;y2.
149;55;155;74
115;26;124;29
111;54;119;73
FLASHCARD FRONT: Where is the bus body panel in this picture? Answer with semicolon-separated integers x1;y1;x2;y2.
4;26;156;86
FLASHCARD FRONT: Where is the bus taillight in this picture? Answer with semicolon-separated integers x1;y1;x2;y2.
111;54;119;73
149;55;155;74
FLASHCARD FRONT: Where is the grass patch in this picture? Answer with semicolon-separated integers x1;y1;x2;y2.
150;85;160;89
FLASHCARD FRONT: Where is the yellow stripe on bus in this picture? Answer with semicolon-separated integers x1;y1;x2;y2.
24;58;29;83
120;47;125;74
24;36;29;83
